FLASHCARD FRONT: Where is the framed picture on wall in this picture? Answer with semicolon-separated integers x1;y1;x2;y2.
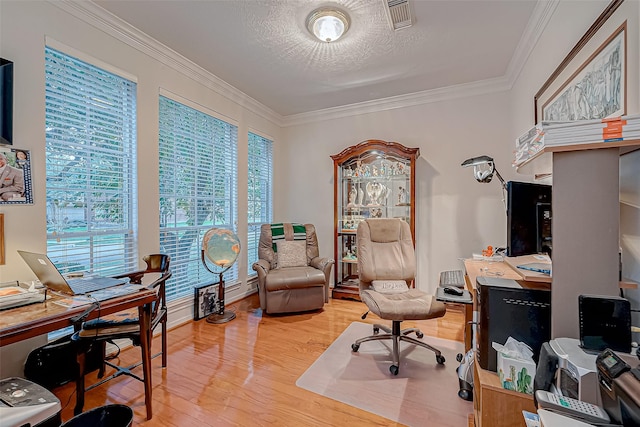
194;282;220;321
534;0;630;124
0;147;32;204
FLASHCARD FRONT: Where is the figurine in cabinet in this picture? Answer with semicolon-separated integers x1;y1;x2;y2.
347;187;357;208
398;186;407;204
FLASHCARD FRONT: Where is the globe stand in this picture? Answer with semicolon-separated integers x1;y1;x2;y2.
201;251;236;324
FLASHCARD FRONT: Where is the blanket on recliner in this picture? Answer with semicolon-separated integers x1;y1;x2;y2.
271;222;306;251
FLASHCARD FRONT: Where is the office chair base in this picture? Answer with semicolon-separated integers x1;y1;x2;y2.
351;321;445;375
372;324;424;339
206;310;236;324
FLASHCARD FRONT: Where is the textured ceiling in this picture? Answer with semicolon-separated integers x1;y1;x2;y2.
93;0;539;117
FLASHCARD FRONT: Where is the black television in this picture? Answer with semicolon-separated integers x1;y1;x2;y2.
0;58;14;145
506;181;552;257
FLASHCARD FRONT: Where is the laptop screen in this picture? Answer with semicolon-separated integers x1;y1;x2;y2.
18;250;75;295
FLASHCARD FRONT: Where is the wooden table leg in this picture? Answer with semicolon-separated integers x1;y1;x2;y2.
464;302;473;353
74;351;86;415
464;274;475;354
138;302;152;420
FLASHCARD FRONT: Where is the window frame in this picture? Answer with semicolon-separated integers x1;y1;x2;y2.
158;93;239;302
44;44;138;278
247;131;273;276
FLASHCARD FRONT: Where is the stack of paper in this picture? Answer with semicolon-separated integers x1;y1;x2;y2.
542;114;640;145
514;125;545;165
513;114;640;166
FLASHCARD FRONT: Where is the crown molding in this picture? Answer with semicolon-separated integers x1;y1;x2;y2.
49;0;284;127
504;0;560;87
282;76;512;127
50;0;556;129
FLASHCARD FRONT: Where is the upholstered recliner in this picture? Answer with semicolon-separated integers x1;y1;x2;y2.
252;223;334;314
351;218;447;375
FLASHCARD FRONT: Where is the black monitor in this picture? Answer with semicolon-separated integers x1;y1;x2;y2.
506;181;552;257
0;58;13;145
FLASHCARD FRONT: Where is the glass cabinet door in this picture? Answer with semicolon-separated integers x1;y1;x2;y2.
331;140;419;300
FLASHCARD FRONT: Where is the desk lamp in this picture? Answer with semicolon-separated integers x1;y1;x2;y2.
461;155;507;190
201;228;241;324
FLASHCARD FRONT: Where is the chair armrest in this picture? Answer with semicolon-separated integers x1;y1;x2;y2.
310;257;335;302
252;259;270;276
310;256;334;274
252;259;270;310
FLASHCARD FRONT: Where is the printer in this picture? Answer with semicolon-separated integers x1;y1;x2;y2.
0;377;61;427
535;337;637;407
596;349;640;426
549;337;601;406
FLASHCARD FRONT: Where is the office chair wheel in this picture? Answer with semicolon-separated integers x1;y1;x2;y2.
351;343;360;352
436;354;446;365
416;331;424;339
389;365;399;375
373;327;379;334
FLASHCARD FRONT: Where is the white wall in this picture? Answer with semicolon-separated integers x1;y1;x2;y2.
282;91;517;294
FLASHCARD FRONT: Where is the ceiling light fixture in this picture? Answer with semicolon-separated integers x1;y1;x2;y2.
306;7;350;43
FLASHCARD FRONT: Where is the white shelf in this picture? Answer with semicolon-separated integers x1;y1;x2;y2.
514;139;640;177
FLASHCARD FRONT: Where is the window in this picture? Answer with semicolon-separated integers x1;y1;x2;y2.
45;46;138;276
158;96;238;301
247;132;273;275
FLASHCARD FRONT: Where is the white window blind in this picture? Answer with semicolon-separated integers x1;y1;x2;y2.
247;132;273;275
45;46;138;277
158;96;238;301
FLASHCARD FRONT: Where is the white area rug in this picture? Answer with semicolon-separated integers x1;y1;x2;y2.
296;322;472;426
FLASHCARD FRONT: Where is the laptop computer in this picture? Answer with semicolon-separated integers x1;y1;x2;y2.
18;250;127;296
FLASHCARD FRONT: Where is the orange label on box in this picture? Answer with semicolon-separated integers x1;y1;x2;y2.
606;120;626;128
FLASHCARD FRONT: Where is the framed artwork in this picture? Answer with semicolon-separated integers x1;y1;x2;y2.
194;282;220;320
534;0;628;123
0;147;33;204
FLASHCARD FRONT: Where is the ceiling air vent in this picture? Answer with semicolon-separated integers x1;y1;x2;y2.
384;0;413;31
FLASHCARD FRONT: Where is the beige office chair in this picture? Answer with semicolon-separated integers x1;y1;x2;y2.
351;218;447;375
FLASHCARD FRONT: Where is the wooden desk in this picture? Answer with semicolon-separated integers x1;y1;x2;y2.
463;256;632;427
462;257;549;353
473;358;536;427
464;257;548;427
0;290;156;419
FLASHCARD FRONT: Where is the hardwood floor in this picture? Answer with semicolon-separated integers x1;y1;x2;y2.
53;294;471;426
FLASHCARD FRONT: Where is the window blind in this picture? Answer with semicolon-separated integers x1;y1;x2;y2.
158;96;238;301
45;46;138;277
247;132;273;275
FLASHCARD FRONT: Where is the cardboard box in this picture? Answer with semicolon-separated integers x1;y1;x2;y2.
496;349;536;395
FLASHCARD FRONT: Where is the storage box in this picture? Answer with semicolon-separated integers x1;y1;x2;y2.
0;281;45;310
496;349;536;395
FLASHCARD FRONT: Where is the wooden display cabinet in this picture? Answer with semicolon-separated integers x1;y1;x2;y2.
330;140;419;300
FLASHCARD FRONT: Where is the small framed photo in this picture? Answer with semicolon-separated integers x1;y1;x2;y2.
0;147;33;204
194;283;220;321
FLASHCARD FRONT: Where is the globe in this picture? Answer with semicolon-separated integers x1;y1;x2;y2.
202;228;240;272
201;228;240;324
